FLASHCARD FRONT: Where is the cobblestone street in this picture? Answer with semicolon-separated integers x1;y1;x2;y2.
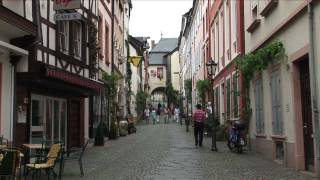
60;121;312;180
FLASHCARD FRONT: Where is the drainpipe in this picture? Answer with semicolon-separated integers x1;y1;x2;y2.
10;55;21;147
308;2;320;176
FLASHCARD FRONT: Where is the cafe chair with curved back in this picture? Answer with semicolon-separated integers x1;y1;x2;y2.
61;139;89;177
25;143;62;180
0;148;21;180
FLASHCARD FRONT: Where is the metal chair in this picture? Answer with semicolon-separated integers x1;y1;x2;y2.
61;140;89;177
25;143;62;180
0;148;21;180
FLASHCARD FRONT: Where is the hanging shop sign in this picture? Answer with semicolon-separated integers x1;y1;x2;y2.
53;0;81;10
54;13;82;21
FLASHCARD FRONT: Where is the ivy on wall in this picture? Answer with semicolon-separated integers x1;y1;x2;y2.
126;60;132;114
235;40;286;123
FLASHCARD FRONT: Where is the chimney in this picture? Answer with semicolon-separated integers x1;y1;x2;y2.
151;40;156;49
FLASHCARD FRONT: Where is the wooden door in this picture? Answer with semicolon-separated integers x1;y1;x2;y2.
300;60;314;171
69;100;80;148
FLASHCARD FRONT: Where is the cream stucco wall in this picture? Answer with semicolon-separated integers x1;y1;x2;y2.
313;3;320;120
129;44;140;117
0;51;13;142
245;1;310;144
170;51;180;91
148;66;166;94
98;0;112;75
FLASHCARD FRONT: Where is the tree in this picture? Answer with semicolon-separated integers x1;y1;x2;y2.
165;83;178;106
102;72;119;139
136;90;148;119
196;79;210;107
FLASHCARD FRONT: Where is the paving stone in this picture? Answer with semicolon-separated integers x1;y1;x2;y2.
58;120;311;180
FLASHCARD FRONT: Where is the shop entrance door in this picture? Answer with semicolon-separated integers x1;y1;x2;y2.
69;100;80;148
300;60;314;171
30;95;67;146
30;95;45;143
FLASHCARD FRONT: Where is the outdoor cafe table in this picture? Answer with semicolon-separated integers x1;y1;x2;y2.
22;144;42;150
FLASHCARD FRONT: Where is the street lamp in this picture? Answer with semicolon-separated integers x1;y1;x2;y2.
206;58;218;151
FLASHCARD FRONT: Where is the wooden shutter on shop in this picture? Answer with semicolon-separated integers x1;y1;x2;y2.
271;71;282;135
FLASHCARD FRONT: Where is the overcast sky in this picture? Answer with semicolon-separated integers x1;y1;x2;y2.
129;0;193;43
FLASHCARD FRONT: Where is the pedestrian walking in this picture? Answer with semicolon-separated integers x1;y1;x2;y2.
193;104;206;147
164;106;169;124
156;107;161;123
174;106;180;123
151;108;157;125
144;108;150;124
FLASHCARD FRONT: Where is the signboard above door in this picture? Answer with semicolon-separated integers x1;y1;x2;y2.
53;0;81;10
54;13;82;21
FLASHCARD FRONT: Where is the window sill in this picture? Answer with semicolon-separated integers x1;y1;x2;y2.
260;0;278;17
270;135;286;141
255;134;267;139
247;19;261;33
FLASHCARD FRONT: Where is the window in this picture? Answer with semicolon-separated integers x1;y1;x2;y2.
214;87;220;118
252;5;258;21
105;25;110;64
251;0;258;20
58;21;69;53
73;21;82;59
270;70;282;135
226;78;231;119
98;15;103;57
247;0;261;33
233;73;239;118
254;77;264;134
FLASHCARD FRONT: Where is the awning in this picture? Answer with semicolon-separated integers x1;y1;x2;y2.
46;67;104;93
0;40;29;56
18;67;104;97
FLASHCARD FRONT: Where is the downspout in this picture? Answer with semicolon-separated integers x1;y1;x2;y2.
108;0;115;132
10;55;21;146
111;0;115;73
308;1;320;176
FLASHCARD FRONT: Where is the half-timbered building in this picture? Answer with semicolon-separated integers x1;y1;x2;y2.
11;0;103;149
0;0;37;145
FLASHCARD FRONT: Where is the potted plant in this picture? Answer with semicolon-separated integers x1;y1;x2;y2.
108;120;118;139
94;122;106;146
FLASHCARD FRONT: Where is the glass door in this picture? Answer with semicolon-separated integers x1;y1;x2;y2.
46;98;67;146
30;95;67;146
30;95;45;143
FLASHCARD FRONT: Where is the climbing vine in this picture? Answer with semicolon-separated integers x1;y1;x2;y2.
235;40;286;88
235;40;286;123
185;79;192;101
136;90;148;118
88;22;99;79
126;60;132;114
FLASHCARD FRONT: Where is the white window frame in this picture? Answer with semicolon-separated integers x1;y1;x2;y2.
73;21;82;59
59;21;69;53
